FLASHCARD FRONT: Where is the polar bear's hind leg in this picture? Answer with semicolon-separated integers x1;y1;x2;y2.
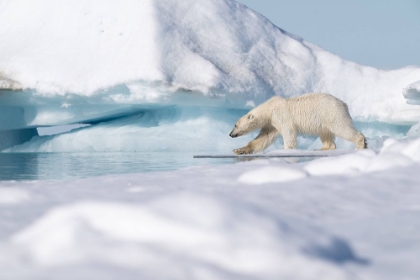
319;131;336;150
331;126;367;150
354;132;367;149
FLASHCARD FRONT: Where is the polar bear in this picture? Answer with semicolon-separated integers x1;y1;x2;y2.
229;93;366;154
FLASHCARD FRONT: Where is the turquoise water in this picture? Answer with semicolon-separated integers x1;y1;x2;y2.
0;152;236;181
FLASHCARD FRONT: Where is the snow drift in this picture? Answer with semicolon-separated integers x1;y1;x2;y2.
3;138;420;279
404;80;420;105
8;193;353;279
0;0;419;152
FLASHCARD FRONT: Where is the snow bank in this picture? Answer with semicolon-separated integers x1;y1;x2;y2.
2;143;420;278
231;137;420;184
379;137;420;162
0;0;161;95
304;150;376;176
407;121;420;138
0;74;21;90
403;80;420;105
0;188;30;204
0;0;419;130
302;137;420;177
238;166;308;184
9;193;349;279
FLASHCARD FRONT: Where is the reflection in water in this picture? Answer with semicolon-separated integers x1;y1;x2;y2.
0;153;39;180
0;153;236;181
0;153;316;181
233;157;312;164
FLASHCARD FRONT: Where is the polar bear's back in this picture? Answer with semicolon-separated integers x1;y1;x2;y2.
284;93;354;135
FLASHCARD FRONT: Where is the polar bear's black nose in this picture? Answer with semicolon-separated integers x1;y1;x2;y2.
229;131;238;138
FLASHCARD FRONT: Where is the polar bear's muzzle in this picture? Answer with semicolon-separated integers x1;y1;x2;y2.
229;131;241;138
230;123;243;138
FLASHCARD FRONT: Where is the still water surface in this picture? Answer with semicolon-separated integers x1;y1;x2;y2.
0;152;235;181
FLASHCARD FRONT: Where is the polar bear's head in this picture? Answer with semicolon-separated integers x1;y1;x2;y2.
229;113;259;138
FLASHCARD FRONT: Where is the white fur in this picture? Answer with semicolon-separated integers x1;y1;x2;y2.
230;93;366;154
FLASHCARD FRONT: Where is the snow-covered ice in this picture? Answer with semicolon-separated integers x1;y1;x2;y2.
238;165;308;184
1;139;420;279
1;0;420;279
0;74;21;91
0;188;30;204
403;80;420;104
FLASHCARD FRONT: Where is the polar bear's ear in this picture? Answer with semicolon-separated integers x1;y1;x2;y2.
247;114;254;120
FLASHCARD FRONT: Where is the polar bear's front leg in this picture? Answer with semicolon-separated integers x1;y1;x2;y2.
281;127;297;149
233;145;254;155
233;125;278;154
271;118;297;150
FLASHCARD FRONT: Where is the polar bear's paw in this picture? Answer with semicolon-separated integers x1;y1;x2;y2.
233;146;253;155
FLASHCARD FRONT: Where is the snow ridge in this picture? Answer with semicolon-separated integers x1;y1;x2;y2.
0;0;419;123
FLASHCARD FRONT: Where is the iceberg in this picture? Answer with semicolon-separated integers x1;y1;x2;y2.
403;80;420;105
0;0;419;152
0;74;21;91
